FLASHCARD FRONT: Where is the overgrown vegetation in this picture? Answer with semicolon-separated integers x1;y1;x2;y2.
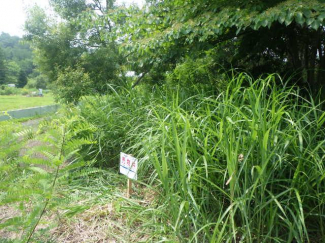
1;73;325;242
76;74;325;242
1;0;325;242
0;112;100;242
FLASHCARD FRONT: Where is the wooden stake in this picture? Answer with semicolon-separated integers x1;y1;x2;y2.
127;178;132;198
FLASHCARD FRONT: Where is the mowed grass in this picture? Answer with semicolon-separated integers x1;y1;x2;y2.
0;94;56;111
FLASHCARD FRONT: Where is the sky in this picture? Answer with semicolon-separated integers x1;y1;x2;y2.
0;0;144;37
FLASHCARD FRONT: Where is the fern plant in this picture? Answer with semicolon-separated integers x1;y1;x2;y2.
0;113;97;242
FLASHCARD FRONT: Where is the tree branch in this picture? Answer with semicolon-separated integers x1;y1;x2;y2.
132;71;149;88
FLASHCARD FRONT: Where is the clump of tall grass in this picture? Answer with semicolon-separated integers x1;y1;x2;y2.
77;86;156;167
79;73;325;242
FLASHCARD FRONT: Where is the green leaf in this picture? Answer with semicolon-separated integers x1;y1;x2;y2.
261;19;268;27
295;12;304;25
311;20;320;30
28;166;48;175
303;9;312;18
278;15;285;24
283;11;294;27
306;18;314;25
285;18;292;26
318;13;325;22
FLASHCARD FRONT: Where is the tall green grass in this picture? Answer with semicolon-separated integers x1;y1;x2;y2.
79;73;325;242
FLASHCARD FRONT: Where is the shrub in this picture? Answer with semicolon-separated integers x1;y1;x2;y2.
0;86;19;95
20;88;30;96
55;66;92;104
35;75;48;89
25;78;37;89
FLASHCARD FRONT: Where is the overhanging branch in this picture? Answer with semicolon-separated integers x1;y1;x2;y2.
132;71;149;88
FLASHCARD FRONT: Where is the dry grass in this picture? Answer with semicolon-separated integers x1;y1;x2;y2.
51;187;157;243
52;204;117;243
0;187;158;242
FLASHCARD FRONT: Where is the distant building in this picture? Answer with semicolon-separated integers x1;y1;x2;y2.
7;84;16;88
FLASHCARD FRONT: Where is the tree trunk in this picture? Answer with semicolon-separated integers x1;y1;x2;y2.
106;0;113;11
317;30;325;91
287;26;302;71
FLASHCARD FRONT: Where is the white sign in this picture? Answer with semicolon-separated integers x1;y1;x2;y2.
120;152;138;180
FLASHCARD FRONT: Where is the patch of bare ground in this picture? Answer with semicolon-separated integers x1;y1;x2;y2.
0;205;21;240
21;118;44;129
19;139;50;161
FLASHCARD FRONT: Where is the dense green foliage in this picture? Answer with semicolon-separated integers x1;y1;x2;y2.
0;113;176;242
25;1;123;102
0;33;35;86
55;66;92;104
0;47;5;85
17;71;28;88
24;0;325;101
77;74;325;242
120;0;325;90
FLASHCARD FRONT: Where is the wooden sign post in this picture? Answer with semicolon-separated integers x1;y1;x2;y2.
120;152;138;198
127;179;132;198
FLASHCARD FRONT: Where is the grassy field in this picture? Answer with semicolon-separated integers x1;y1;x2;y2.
0;94;56;111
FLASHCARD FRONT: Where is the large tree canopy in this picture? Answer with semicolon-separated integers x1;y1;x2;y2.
24;0;125;100
24;0;325;100
120;0;325;90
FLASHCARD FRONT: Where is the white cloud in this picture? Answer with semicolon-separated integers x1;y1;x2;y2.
0;0;144;37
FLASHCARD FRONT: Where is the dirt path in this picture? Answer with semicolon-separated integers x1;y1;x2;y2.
21;117;44;128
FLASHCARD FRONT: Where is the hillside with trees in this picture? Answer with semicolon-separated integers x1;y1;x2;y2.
0;32;34;86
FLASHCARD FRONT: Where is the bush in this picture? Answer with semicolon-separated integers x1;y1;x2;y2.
0;86;19;95
35;75;48;89
25;78;37;89
55;66;92;104
20;88;30;96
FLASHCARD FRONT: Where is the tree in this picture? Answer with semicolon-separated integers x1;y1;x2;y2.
5;61;20;84
121;0;325;91
35;75;48;89
24;0;325;95
55;66;92;104
25;6;84;82
0;47;6;85
24;1;125;102
17;70;28;88
0;32;35;76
